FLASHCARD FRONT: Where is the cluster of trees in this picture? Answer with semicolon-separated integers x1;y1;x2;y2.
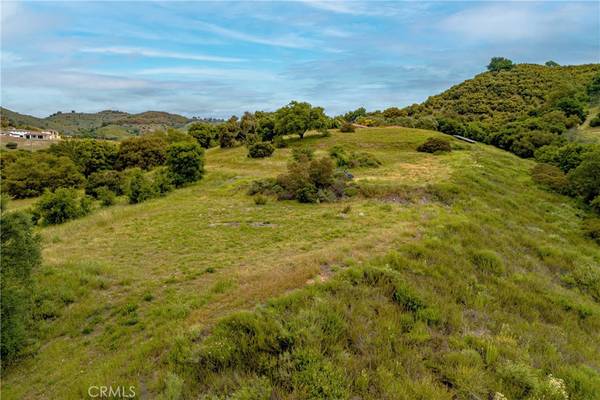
0;131;205;225
186;101;332;158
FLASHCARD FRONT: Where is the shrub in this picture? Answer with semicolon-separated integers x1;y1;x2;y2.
96;187;116;207
247;142;275;158
417;137;452;153
152;167;175;195
126;169;158;204
188;123;216;148
0;210;41;364
116;135;167;170
34;188;92;225
273;136;287;148
248;178;282;196
166;141;204;187
85;170;124;198
218;130;236;148
254;195;268;205
329;146;381;168
583;218;600;244
49;139;118;176
568;150;600;203
589;114;600;127
5;142;17;149
2;153;85;198
292;147;314;162
339;122;355;133
531;164;570;194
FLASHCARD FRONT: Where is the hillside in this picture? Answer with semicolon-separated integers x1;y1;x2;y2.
2;128;599;399
0;108;191;139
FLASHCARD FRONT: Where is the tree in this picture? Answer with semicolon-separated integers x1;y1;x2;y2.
49;139;118;176
34;188;91;225
274;101;328;139
126;169;157;204
1;210;41;364
188;123;216;149
218;117;240;148
166;141;205;187
2;153;85;198
545;60;560;67
487;57;515;72
556;97;586;122
240;112;257;142
116;135;168;170
568;150;600;203
343;107;367;122
85;170;124;197
255;111;276;142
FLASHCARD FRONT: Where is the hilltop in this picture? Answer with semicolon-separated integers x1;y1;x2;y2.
0;108;191;139
2;127;599;399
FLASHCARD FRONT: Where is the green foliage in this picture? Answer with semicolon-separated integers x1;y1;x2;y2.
116;135;167;170
339;122;355;132
254;194;268;206
342;107;367;123
589;114;600;127
417;137;452;153
531;164;570;194
151;166;175;195
85;170;124;198
546;61;560;67
292;147;314;162
568;150;600;203
582;218;600;244
275;101;328;139
534;143;592;173
95;187;116;207
487;57;515;72
329;146;381;168
587;73;600;101
5;142;17;149
247;142;275;158
34;188;91;225
49;139;118;176
166;141;204;187
188;122;216;149
2;152;85;198
0;211;41;365
126;168;158;204
556;97;586;122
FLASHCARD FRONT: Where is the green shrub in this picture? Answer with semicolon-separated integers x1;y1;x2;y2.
188;122;216;149
568;150;600;203
292;147;314;162
339;122;355;132
589;114;600;127
417;137;452;153
126;169;158;204
582;218;600;244
247;142;275;158
248;178;282;196
5;142;17;149
0;210;41;364
273;136;287;148
218;130;236;148
531;163;570;194
254;195;268;205
85;170;124;197
95;187;116;207
152;167;175;195
166;141;204;187
34;188;91;225
49;139;118;176
116;135;167;170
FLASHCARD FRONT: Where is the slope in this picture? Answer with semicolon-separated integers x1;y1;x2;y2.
2;127;599;399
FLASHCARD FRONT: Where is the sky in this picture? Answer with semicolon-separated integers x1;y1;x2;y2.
1;1;599;118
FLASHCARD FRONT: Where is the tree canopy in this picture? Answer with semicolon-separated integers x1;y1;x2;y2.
275;101;328;139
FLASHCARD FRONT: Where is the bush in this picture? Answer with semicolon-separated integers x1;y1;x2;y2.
568;150;600;203
96;187;116;207
292;147;314;162
589;114;600;127
273;136;287;148
339;122;355;133
329;146;381;168
2;153;85;198
254;195;268;205
1;210;41;364
247;142;275;158
531;164;570;194
5;142;17;149
85;170;124;198
166;141;204;187
188;123;216;149
583;218;600;244
49;139;118;176
417;137;452;153
34;188;92;225
126;169;158;204
218;130;236;148
116;135;167;170
151;167;175;195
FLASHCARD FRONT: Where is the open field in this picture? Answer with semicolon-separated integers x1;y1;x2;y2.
3;127;600;399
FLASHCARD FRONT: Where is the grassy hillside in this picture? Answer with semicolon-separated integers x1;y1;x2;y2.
572;106;600;144
1;108;190;139
2;128;599;399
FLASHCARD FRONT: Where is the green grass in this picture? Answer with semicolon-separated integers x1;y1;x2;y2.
572;106;600;144
2;127;599;399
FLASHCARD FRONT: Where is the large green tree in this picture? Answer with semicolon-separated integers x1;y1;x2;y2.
487;57;515;72
188;123;216;149
48;139;118;176
275;101;328;139
166;141;205;187
116;135;168;170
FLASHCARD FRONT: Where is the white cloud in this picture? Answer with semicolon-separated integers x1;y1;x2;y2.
440;3;595;41
194;21;317;49
135;66;277;82
80;46;245;62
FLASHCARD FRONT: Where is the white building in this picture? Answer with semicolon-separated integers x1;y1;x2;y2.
6;129;60;140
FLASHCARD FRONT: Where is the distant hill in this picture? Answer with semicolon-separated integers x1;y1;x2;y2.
0;107;192;139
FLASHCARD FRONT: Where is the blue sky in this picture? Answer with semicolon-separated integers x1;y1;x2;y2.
1;1;598;118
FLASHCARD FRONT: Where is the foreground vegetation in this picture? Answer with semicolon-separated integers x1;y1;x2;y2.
1;127;599;399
